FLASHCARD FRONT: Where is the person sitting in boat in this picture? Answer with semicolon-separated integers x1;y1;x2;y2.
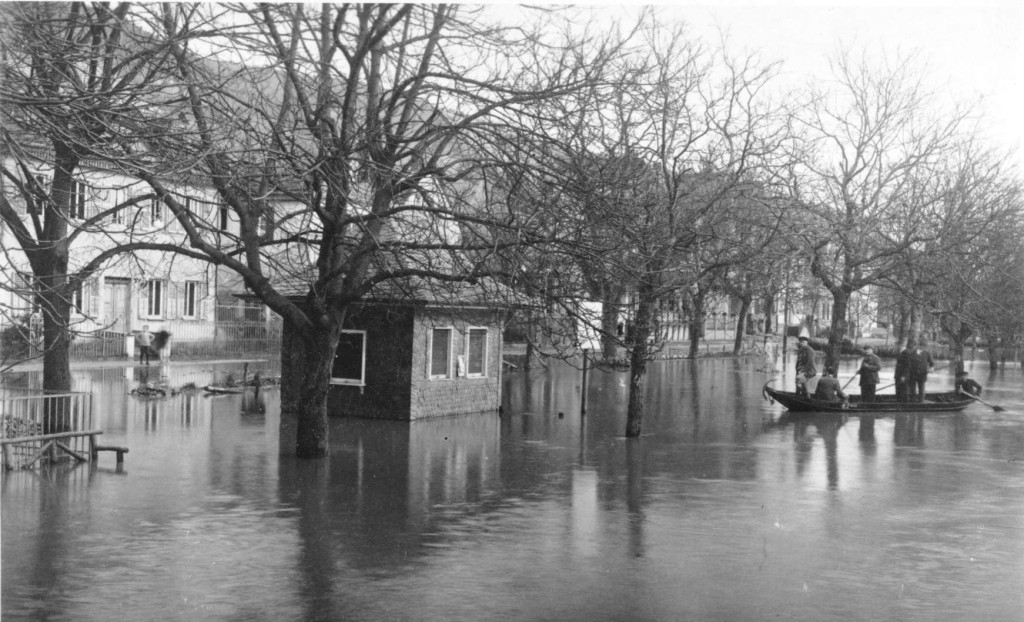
813;367;848;403
955;371;983;396
795;336;817;397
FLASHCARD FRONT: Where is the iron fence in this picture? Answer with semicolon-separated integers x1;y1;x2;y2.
1;390;95;469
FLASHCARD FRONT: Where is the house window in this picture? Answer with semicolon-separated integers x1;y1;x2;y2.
183;281;200;319
145;280;164;318
219;204;230;231
110;190;124;224
429;327;452;379
149;197;164;225
70;179;88;220
26;173;50;214
466;328;487;377
331;330;366;386
71;283;87;315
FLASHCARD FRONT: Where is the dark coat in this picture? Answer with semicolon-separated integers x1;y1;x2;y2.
814;375;846;401
908;348;934;379
858;353;882;386
956;377;982;396
895;349;913;381
796;343;817;377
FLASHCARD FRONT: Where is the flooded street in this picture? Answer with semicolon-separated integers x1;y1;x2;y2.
3;356;1024;621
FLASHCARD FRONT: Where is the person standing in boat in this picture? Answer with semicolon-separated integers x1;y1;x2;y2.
906;338;935;402
814;367;848;403
795;336;817;396
894;346;912;402
858;345;882;402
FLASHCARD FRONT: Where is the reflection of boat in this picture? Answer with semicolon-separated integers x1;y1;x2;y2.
762;381;972;414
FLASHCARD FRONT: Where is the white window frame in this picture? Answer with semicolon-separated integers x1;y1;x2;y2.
149;197;165;226
71;282;87;316
144;279;164;319
330;330;367;386
182;281;200;319
465;327;488;378
70;179;88;220
428;326;453;379
110;188;125;225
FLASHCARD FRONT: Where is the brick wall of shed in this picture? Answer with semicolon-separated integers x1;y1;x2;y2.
328;306;415;419
409;309;503;420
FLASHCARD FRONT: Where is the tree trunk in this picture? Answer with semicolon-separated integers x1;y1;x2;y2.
825;290;850;372
732;296;751;355
895;302;911;350
601;291;622;359
40;277;72;434
279;319;339;458
763;292;775;334
625;288;654;438
687;291;706;359
906;304;923;350
984;332;1000;371
39;150;75;433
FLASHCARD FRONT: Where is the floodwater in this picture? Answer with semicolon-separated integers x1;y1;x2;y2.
2;355;1024;621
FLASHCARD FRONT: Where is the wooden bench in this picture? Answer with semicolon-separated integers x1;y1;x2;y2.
92;444;129;464
0;430;126;469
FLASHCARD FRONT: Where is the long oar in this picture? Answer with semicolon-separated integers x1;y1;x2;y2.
841;372;859;391
874;363;951;394
960;389;1006;412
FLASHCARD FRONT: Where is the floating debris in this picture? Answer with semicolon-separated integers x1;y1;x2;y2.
130;384;168;398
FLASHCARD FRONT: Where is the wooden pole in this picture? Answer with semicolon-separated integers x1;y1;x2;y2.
580;349;589;416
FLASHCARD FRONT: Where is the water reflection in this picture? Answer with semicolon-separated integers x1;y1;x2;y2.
2;357;1024;620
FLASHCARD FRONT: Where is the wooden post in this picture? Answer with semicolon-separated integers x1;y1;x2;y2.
580;349;589;416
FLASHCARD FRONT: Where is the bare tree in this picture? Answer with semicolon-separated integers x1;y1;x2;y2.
0;3;184;421
528;16;790;436
791;51;977;369
82;4;617;457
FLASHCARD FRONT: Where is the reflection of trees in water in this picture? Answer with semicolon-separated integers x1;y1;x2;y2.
278;415;502;577
626;439;645;558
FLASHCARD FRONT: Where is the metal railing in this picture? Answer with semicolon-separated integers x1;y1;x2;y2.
1;391;95;469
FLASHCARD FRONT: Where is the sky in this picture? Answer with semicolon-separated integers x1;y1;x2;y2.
483;1;1024;176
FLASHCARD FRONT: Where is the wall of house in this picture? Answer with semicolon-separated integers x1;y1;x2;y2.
1;159;221;357
328;306;416;420
409;308;503;420
327;305;504;421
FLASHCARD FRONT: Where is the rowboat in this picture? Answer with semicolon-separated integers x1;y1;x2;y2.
762;381;973;413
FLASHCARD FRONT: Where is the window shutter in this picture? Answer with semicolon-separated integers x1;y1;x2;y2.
200;284;210;321
88;279;100;318
138;282;147;319
168;281;182;319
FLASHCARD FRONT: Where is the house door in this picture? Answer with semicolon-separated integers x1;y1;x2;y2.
104;279;130;334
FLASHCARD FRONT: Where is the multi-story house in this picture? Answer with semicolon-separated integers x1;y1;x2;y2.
0;155;222;360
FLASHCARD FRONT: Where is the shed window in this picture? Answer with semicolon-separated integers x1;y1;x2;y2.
466;328;487;377
429;327;452;379
331;330;366;386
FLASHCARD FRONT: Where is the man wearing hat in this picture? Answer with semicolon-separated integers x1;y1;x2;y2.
795;335;817;396
858;345;882;402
